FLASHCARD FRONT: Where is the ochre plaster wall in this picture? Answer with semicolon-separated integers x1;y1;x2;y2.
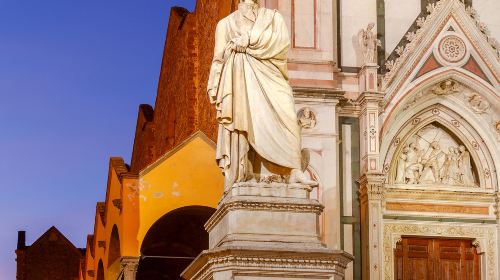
137;135;223;248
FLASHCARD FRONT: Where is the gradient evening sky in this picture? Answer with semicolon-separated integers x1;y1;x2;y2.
0;0;196;278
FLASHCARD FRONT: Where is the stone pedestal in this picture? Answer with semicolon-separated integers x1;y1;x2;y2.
182;182;353;280
358;63;379;93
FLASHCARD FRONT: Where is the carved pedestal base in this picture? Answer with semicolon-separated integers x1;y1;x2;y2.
182;246;353;280
358;63;379;93
182;183;353;280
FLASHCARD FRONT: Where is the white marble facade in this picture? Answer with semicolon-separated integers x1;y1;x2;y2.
262;0;499;279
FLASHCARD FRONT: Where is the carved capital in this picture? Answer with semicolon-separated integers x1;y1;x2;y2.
356;91;384;109
121;256;139;279
359;173;386;202
494;192;500;219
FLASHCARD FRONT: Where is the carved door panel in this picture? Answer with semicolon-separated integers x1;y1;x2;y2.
394;237;480;280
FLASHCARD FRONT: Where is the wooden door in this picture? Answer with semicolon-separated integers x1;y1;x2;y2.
394;237;480;280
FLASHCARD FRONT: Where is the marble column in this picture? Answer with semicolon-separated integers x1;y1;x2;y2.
356;91;383;175
120;256;139;280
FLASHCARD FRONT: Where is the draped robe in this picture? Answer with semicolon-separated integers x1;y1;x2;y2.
207;5;301;188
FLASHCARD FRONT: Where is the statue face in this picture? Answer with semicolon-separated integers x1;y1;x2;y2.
431;141;439;149
303;108;310;117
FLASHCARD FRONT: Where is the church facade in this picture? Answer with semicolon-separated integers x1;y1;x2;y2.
71;0;499;279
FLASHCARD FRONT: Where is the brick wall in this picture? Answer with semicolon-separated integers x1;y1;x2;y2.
130;0;238;172
16;227;83;280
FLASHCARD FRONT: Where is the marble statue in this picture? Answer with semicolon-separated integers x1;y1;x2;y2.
458;145;475;186
421;141;444;183
405;142;424;184
395;147;409;184
393;125;477;187
358;23;381;64
207;0;315;189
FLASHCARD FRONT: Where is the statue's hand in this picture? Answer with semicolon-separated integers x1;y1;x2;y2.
231;33;249;53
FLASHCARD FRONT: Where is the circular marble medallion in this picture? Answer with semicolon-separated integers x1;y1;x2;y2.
438;35;466;63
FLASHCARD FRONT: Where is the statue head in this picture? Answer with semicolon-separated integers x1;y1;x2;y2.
459;145;466;152
430;141;440;149
241;0;259;4
303;107;311;118
367;23;375;30
408;142;419;150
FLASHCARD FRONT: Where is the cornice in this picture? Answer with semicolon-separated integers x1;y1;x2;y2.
293;86;345;102
205;196;324;232
183;246;354;280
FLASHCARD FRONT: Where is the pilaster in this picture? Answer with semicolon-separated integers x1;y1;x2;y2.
359;173;385;280
357;93;384;175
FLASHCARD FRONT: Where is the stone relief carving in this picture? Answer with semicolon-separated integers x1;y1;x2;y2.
438;35;467;63
495;121;500;141
297;107;317;129
465;92;490;113
403;80;461;112
430;79;461;95
393;124;477;187
358;23;381;64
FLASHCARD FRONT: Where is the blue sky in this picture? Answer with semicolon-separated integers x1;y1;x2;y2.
0;0;196;278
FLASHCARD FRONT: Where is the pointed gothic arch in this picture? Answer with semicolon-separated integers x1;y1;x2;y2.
382;104;496;190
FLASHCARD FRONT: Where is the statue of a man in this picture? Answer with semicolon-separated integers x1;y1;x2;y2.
207;0;315;189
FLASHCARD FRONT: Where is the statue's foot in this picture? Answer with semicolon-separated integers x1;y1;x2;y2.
289;169;318;186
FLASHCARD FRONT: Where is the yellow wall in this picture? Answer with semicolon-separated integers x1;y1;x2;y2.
80;133;223;279
137;133;224;248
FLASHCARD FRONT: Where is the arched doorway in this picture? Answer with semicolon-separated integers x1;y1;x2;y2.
107;225;121;279
136;206;216;280
97;259;105;280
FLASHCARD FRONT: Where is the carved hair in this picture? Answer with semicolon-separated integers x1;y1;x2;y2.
241;0;259;4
